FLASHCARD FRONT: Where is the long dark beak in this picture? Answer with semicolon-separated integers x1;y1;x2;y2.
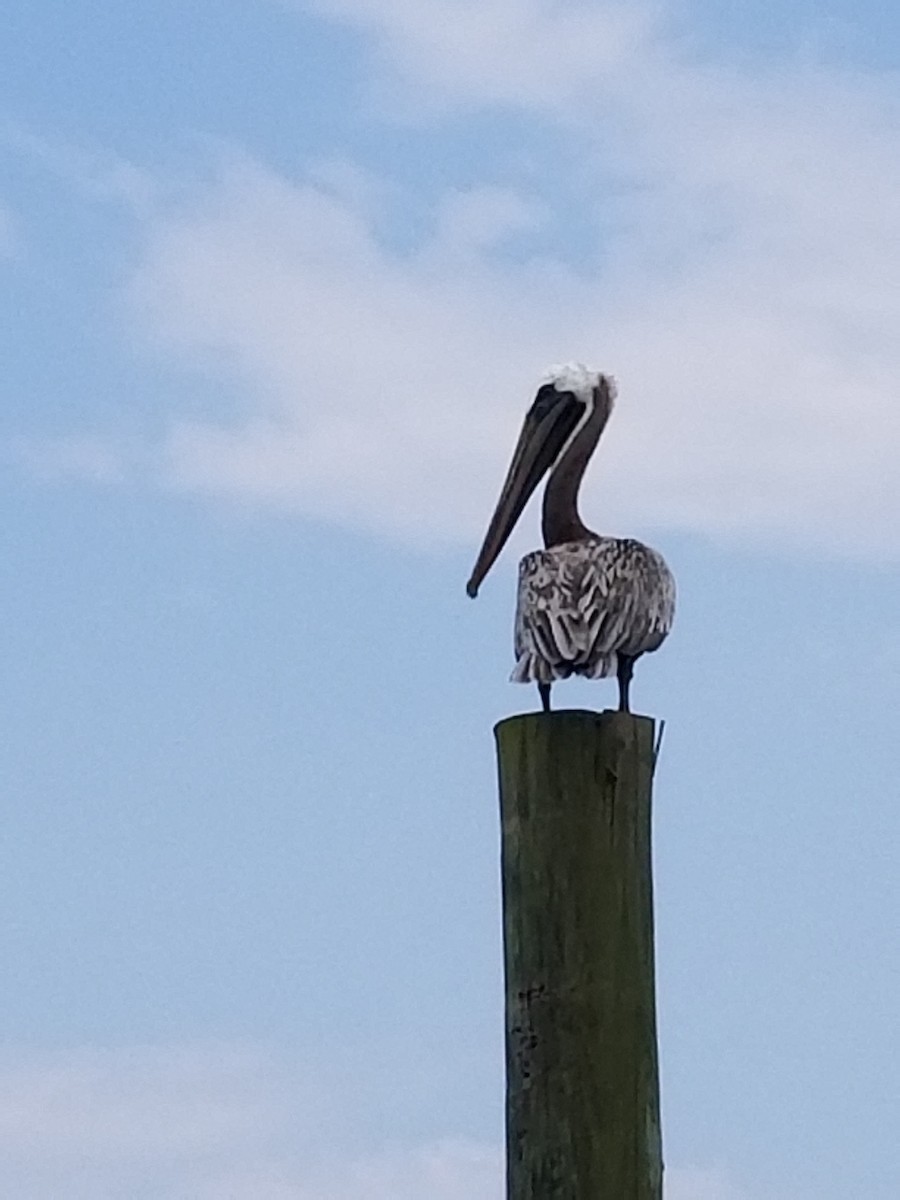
466;392;582;597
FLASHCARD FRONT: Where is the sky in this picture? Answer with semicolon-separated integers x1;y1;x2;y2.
1;1;899;1197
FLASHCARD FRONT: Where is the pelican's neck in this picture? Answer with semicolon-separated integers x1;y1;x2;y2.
541;396;605;547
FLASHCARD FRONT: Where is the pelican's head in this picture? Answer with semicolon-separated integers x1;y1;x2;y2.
466;364;615;598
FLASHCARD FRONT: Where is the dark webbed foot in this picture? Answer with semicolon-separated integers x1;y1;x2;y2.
538;683;552;713
616;655;635;713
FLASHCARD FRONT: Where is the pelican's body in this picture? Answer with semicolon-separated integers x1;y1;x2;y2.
467;364;674;712
513;537;674;686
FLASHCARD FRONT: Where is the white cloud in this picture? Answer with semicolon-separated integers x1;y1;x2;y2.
129;160;562;543
0;1043;749;1200
294;0;659;116
127;92;900;559
23;1;900;561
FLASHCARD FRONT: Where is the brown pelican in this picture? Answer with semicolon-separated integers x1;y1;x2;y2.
467;364;674;713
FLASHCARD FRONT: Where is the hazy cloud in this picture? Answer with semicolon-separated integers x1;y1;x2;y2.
292;0;660;116
667;1166;753;1200
0;1044;498;1199
0;1043;746;1199
129;80;900;559
22;1;900;561
9;434;135;485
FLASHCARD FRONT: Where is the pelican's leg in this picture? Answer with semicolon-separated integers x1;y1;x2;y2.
616;655;634;713
538;683;552;713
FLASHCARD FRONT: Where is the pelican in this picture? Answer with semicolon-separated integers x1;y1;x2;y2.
467;364;675;713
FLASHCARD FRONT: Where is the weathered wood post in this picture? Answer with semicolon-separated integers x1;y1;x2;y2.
495;708;662;1200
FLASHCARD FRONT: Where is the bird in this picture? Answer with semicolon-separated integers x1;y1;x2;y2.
466;364;675;714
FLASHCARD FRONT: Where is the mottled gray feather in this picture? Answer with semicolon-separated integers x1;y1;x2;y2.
512;537;675;685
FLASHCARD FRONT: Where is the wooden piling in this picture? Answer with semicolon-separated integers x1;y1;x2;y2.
495;708;662;1200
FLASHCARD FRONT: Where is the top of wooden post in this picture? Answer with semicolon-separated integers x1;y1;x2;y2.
495;707;656;738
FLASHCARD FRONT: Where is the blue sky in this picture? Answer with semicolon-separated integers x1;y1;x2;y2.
2;2;899;1197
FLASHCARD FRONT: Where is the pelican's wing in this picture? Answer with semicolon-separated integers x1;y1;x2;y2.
512;540;675;683
603;540;675;656
513;544;618;681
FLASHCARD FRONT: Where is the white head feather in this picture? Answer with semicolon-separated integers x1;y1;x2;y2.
540;362;614;405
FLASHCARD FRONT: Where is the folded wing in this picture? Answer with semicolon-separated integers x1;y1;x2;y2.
512;538;675;684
